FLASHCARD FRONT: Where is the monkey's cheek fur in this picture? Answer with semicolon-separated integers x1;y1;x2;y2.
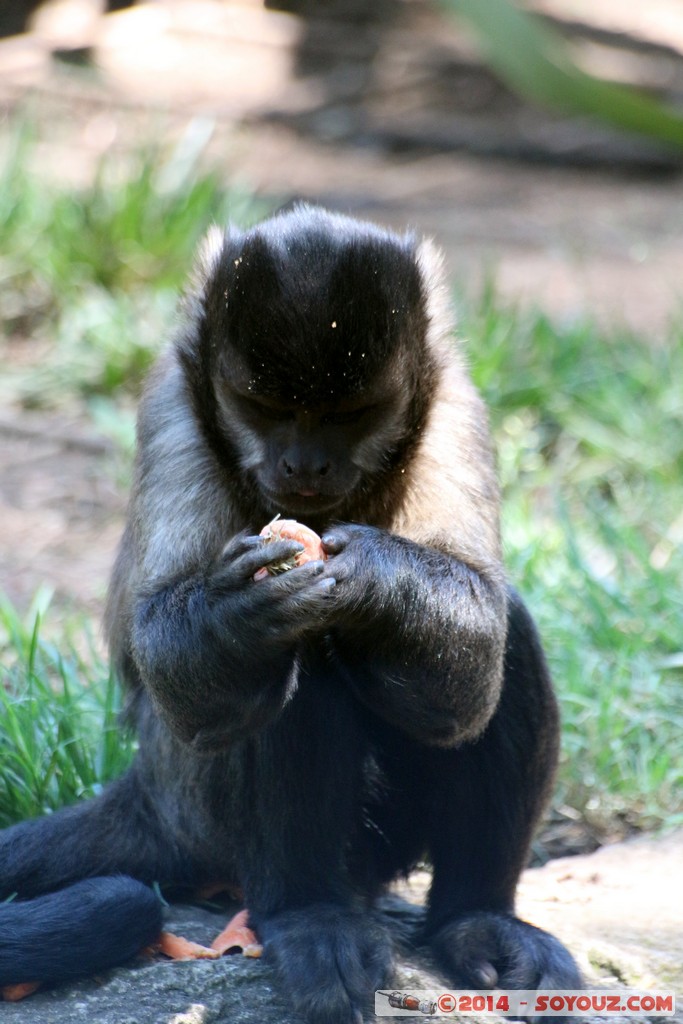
253;519;326;581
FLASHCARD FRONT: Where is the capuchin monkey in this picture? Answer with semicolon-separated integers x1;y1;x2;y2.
0;206;580;1021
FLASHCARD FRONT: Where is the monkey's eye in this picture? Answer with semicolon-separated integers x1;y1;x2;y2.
321;406;375;427
243;397;295;422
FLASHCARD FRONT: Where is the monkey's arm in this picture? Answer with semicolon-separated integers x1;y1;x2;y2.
123;538;333;751
106;356;332;751
321;525;508;747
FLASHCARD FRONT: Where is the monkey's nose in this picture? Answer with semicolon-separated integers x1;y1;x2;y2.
282;457;330;479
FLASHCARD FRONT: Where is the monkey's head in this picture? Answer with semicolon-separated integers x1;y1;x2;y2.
178;205;447;520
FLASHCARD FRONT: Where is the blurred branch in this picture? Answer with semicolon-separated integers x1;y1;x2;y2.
444;0;683;149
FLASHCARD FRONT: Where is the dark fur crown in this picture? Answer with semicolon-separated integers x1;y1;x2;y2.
196;205;430;405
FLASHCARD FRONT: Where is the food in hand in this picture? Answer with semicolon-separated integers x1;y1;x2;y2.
254;516;325;580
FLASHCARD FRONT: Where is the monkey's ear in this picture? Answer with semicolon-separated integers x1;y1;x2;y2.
416;237;458;356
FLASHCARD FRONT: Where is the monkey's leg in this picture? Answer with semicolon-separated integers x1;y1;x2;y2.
0;765;180;987
0;765;184;899
423;589;582;990
234;667;391;1024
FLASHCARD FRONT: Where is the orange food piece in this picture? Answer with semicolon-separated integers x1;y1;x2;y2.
2;982;41;1002
211;909;263;958
254;517;325;580
157;931;221;961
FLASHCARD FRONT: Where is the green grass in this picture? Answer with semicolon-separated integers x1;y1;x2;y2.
464;286;683;834
0;591;135;828
0;120;267;414
0;130;681;838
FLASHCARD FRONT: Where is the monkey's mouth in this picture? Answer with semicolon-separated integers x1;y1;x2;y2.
261;487;344;517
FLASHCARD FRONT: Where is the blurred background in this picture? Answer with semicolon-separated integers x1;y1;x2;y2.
0;0;681;869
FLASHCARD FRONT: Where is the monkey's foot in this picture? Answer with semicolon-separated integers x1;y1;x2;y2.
430;911;581;991
260;903;392;1024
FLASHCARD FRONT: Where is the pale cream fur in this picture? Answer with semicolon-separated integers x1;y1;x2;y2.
392;239;502;579
130;353;237;584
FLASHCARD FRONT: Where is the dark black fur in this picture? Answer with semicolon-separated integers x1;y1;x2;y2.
0;207;580;1020
0;878;161;987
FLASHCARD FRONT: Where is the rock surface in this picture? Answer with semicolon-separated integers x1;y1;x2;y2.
3;832;681;1024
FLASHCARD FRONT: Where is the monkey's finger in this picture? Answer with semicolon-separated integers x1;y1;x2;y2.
249;575;337;647
276;577;338;636
269;560;326;593
224;564;327;624
252;564;331;624
210;541;302;593
321;531;348;555
225;539;305;582
284;574;336;602
220;531;263;561
258;538;306;564
319;557;353;586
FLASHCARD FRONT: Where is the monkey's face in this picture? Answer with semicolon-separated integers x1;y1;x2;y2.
196;206;437;518
215;374;409;517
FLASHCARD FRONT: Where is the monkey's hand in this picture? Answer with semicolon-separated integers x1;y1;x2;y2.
319;523;430;630
319;523;506;747
208;532;336;651
132;532;335;751
319;524;385;619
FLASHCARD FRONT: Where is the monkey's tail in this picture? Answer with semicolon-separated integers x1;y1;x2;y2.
0;875;163;988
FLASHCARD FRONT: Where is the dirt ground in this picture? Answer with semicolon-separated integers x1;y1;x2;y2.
0;3;682;1008
2;0;683;614
398;827;683;998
